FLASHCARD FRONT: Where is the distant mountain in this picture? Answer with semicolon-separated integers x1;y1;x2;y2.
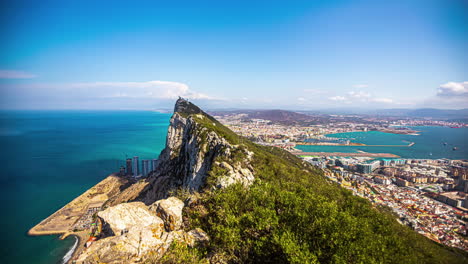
371;108;468;120
282;108;468;121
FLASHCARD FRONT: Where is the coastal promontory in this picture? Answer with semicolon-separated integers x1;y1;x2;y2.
30;98;467;263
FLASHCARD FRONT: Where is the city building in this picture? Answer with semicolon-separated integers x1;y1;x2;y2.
132;156;139;177
142;159;151;177
119;166;126;176
126;158;132;176
152;159;158;172
374;176;391;185
358;160;380;174
436;192;465;208
396;178;409;187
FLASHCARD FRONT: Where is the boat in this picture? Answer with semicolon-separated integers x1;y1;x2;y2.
443;142;447;146
453;147;458;151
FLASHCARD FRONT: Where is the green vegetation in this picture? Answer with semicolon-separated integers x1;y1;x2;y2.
166;107;467;263
155;241;209;264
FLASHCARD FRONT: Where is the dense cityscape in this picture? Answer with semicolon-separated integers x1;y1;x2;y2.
213;111;468;251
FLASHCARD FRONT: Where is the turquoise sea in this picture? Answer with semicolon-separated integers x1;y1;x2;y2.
297;127;468;159
0;111;170;264
0;112;466;264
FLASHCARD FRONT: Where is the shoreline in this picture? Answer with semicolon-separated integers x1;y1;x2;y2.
62;235;79;264
27;174;129;264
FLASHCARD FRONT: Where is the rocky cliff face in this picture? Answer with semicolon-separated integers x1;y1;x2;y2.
142;98;255;203
75;98;254;263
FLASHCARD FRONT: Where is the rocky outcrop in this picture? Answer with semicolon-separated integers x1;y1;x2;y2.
142;98;255;203
98;202;163;235
76;198;209;264
149;197;185;231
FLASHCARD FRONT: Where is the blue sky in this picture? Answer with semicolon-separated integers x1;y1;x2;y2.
0;0;467;110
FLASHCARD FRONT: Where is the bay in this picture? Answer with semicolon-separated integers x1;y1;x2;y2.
296;126;468;159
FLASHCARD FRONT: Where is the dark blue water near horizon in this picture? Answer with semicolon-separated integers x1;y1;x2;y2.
0;110;171;264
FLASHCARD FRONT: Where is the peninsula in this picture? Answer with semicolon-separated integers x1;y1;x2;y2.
29;99;467;263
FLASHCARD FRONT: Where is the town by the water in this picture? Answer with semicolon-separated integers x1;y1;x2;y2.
213;111;468;251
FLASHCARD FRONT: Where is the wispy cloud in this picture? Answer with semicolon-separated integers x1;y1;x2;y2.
371;98;393;104
347;91;371;100
352;84;368;89
303;89;328;95
0;80;220;109
68;80;214;100
328;96;346;101
25;80;215;100
328;90;393;105
0;70;36;79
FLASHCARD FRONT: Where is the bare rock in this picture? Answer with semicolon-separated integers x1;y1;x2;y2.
98;202;163;235
187;228;210;247
149;197;185;231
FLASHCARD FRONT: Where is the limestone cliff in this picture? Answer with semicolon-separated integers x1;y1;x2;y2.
75;98;254;263
142;98;255;203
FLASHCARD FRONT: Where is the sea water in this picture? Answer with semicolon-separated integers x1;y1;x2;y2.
0;110;170;264
297;127;468;159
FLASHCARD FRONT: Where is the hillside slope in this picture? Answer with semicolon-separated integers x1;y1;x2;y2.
78;98;467;263
160;99;466;264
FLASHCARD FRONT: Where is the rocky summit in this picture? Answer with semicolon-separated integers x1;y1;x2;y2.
141;98;255;203
74;98;467;264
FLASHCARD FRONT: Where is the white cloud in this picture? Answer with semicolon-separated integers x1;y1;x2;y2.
303;89;327;95
437;81;468;97
371;98;393;104
352;84;368;89
328;96;347;101
0;70;36;79
327;90;395;106
18;80;215;100
347;91;371;100
65;80;213;100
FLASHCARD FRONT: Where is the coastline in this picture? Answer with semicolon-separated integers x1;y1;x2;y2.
27;174;129;263
62;235;79;264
